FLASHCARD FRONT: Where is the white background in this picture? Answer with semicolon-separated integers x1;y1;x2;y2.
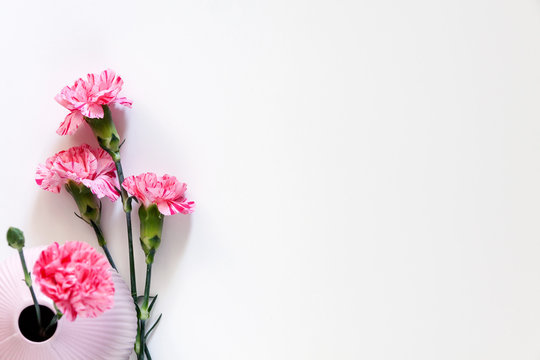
0;1;540;359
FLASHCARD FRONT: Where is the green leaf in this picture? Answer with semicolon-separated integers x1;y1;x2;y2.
145;314;162;340
148;294;158;312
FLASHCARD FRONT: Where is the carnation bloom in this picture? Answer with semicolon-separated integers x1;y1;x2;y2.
122;173;195;216
33;242;115;321
36;144;120;201
55;69;132;136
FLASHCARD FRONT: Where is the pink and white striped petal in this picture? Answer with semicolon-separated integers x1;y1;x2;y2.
56;111;85;136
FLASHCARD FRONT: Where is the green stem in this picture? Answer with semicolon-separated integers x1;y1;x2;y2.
115;159;142;358
18;249;41;329
85;109;141;356
90;221;117;270
134;321;142;357
139;319;146;360
144;346;152;360
142;263;152;312
139;263;153;360
114;159;137;302
43;314;58;334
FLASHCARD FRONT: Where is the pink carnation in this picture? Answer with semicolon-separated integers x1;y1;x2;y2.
122;173;195;215
36;144;120;201
55;69;132;136
33;242;115;321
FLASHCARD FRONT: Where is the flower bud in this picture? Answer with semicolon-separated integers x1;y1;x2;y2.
7;227;25;250
138;204;164;264
65;180;101;228
85;105;121;162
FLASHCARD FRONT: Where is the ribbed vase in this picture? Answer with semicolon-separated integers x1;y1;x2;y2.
0;246;137;360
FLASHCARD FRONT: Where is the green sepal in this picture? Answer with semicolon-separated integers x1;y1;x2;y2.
123;194;133;213
140;306;150;321
138;204;164;264
145;246;157;264
85;105;121;161
65;181;101;225
7;227;25;250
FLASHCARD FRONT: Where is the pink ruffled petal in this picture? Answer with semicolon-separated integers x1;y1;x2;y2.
55;69;131;133
156;200;174;216
90;147;117;175
86;73;97;88
157;199;195;216
56;111;85;136
113;96;133;108
54;93;76;111
33;242;114;321
35;144;120;202
82;103;104;119
98;69;117;90
35;163;63;193
95;70;122;103
123;172;195;215
54;144;97;180
82;176;120;201
121;176;136;194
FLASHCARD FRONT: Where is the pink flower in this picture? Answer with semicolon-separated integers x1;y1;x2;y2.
36;144;120;201
33;242;115;321
55;69;132;136
122;173;195;215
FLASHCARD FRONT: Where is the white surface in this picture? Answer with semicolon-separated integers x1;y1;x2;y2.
0;1;539;359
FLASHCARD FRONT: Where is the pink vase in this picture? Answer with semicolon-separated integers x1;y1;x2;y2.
0;246;137;360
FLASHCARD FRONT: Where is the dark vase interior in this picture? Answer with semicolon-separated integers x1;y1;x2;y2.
18;305;57;342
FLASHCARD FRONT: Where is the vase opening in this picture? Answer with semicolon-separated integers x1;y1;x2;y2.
18;305;57;342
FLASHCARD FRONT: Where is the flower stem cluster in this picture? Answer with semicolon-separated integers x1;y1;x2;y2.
27;69;194;358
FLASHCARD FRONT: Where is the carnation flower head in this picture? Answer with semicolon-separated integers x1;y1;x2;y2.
55;69;132;136
33;242;115;321
36;144;120;201
122;173;195;216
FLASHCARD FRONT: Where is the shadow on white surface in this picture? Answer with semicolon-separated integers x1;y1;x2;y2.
109;105;129;142
152;213;193;281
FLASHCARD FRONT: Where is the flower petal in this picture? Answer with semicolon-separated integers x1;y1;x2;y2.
33;242;115;321
113;96;133;108
56;111;85;136
55;69;131;131
123;172;194;215
35;162;63;193
82;103;104;119
35;144;119;203
82;176;120;201
157;199;195;216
